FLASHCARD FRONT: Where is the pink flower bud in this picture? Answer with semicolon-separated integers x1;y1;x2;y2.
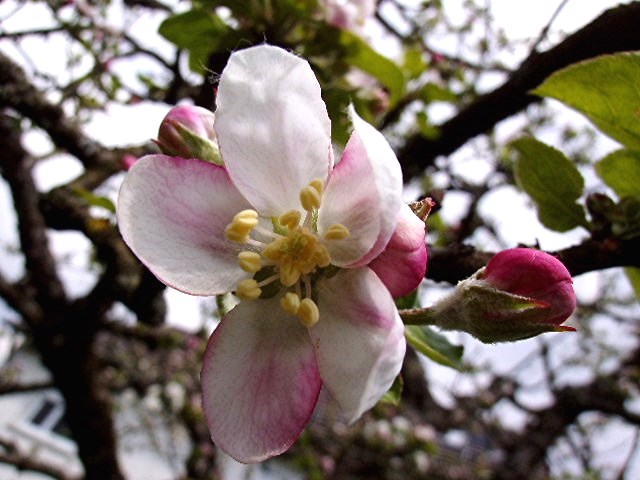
155;105;222;165
370;203;427;297
322;0;375;31
481;248;576;328
432;248;576;343
122;154;137;170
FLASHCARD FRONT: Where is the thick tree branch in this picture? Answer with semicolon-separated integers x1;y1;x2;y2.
0;115;126;480
0;114;66;309
427;235;640;285
0;51;132;176
399;2;640;179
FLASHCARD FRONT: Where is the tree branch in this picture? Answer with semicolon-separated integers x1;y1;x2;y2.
398;2;640;179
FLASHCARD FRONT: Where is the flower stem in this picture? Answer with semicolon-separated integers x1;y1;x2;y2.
399;306;440;326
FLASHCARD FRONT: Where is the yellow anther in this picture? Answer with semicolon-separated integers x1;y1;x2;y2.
298;298;320;327
324;223;350;240
314;244;331;268
238;251;262;273
232;210;259;229
236;279;261;300
233;209;258;222
279;259;301;287
309;178;324;196
226;210;259;242
300;185;322;211
279;210;301;230
262;237;286;261
280;292;301;315
225;225;250;243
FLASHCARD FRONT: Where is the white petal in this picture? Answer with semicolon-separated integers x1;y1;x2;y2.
319;107;403;266
311;267;406;422
117;155;252;295
202;298;322;463
215;45;333;216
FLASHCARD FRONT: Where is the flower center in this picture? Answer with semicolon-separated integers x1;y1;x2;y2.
224;179;350;327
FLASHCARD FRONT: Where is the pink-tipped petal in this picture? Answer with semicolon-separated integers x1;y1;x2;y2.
202;298;322;463
215;45;332;217
369;203;427;297
117;154;251;295
311;267;406;422
319;107;403;266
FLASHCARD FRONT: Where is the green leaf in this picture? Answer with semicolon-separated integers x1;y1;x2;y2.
611;196;640;239
420;82;456;103
405;325;464;370
159;9;237;73
403;46;427;79
511;137;587;232
625;267;640;299
72;188;116;213
595;149;640;198
339;30;405;106
533;52;640;150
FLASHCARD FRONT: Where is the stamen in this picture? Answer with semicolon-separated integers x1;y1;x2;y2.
314;244;331;268
280;259;301;287
236;279;261;300
281;292;300;315
226;209;259;242
232;209;259;228
324;223;350;240
279;210;301;230
300;185;321;211
309;178;324;196
253;224;282;240
238;251;262;273
263;237;287;261
256;273;281;287
225;226;250;243
298;298;319;327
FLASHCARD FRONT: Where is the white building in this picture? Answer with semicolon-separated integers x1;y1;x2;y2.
0;337;190;480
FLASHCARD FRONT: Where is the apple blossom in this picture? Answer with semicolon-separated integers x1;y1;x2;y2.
117;45;426;463
322;0;375;31
155;104;221;164
423;248;576;343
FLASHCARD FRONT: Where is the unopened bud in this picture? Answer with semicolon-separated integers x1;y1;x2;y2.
155;105;222;165
431;248;576;343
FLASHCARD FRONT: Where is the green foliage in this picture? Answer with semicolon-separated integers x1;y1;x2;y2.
338;30;406;106
533;52;640;150
380;375;404;407
595;150;640;241
596;149;640;198
419;82;457;103
159;9;240;73
403;46;428;80
72;188;116;213
405;325;464;370
511;137;587;232
625;267;640;299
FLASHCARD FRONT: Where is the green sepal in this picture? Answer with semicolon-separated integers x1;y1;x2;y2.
379;374;403;407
